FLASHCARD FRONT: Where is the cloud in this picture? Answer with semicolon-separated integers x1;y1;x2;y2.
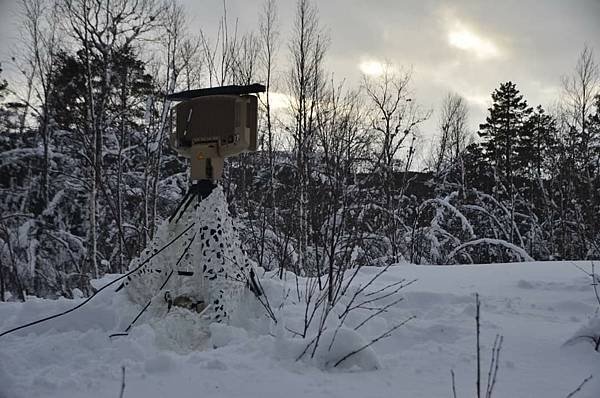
258;91;291;110
358;59;398;77
446;21;500;60
359;60;386;77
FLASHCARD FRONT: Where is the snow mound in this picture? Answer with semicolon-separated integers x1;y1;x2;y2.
272;326;380;371
148;307;212;352
566;315;600;349
310;327;380;371
1;261;599;398
209;323;249;348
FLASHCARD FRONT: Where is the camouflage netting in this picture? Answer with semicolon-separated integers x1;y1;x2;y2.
124;186;255;351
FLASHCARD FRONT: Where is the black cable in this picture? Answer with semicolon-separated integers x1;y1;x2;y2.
110;229;200;338
159;270;175;290
0;223;195;339
124;300;152;333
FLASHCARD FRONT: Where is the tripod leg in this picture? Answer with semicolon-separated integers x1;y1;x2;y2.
175;192;198;224
169;188;194;223
176;180;216;224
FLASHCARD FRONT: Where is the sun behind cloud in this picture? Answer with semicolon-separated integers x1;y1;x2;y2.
359;60;385;76
447;21;500;60
258;91;291;110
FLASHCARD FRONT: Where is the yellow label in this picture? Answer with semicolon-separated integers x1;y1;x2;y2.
196;152;204;160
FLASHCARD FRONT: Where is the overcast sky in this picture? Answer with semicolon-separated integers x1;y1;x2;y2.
1;0;600;145
181;0;600;135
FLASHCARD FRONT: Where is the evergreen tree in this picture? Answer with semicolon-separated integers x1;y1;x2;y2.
517;105;557;178
462;142;493;192
0;64;16;133
478;82;533;182
589;94;600;174
49;46;153;133
586;94;600;240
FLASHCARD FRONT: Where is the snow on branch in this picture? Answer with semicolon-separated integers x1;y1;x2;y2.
419;198;476;239
447;238;534;262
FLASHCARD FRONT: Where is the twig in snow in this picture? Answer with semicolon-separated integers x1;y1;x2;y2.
571;261;600;307
250;267;278;323
333;315;415;368
565;374;593;398
351;279;416;311
353;297;404;331
364;278;408;297
296;329;326;361
476;293;481;398
222;253;277;323
569;334;600;352
119;366;126;398
286;326;304;338
485;334;503;398
592;262;600;307
124;300;152;333
328;273;413;352
451;369;457;398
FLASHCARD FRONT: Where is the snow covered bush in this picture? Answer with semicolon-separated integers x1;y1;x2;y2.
274;325;381;371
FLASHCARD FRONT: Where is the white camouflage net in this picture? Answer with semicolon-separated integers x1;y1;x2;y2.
123;186;254;351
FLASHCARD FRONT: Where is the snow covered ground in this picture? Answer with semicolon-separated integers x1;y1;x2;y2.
1;261;599;398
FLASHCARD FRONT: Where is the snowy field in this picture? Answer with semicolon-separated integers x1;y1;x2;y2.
1;261;599;398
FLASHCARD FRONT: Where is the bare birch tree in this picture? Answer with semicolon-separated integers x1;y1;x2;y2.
288;0;328;274
11;0;63;210
433;92;470;175
559;46;600;254
59;0;163;277
242;0;280;271
362;66;429;261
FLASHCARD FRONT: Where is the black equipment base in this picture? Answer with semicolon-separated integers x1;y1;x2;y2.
169;180;217;223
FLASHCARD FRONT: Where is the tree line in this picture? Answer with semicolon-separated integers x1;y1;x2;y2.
0;0;598;300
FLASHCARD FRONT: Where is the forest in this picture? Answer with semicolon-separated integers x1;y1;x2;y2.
0;0;599;301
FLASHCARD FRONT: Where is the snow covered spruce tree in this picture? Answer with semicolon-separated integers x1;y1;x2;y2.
412;82;562;264
479;81;533;192
470;82;549;260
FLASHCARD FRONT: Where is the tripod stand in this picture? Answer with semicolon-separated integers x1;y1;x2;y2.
169;180;217;224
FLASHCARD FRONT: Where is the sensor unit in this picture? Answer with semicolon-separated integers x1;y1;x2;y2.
168;84;265;181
